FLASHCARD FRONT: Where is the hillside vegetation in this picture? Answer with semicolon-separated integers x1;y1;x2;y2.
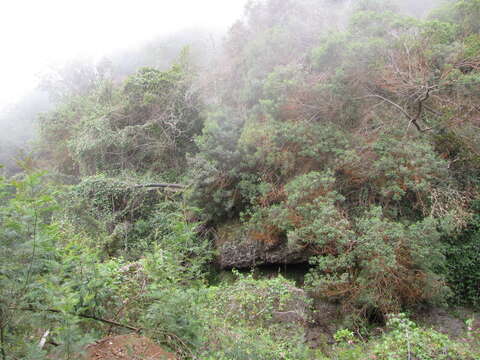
1;0;480;359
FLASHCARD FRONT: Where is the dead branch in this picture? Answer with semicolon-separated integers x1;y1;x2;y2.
38;329;50;349
361;94;413;120
134;183;186;189
359;90;434;132
11;307;141;332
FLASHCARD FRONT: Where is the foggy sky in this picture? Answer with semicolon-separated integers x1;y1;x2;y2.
0;0;248;109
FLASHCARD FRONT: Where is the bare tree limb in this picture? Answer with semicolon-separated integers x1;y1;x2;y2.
11;307;141;332
134;183;186;189
359;89;434;133
360;94;413;122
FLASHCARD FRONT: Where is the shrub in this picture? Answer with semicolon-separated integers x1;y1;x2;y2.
371;313;478;359
199;273;314;359
444;200;480;307
306;207;447;321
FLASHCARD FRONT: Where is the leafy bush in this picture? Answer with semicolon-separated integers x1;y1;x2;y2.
444;200;480;307
39;54;203;177
306;207;448;321
324;314;479;360
371;313;478;359
0;171;105;359
199;273;315;360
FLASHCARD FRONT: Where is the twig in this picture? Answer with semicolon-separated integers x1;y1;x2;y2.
11;307;141;332
38;329;50;349
134;183;186;189
107;277;147;335
359;93;433;132
359;94;413;122
23;207;38;294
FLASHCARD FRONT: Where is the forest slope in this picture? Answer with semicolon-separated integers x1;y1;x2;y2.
1;0;480;359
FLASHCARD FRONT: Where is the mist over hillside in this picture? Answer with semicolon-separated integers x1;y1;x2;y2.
0;27;226;174
0;0;445;174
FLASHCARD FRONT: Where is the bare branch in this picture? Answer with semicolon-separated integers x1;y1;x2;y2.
12;307;141;332
38;329;50;349
133;183;186;190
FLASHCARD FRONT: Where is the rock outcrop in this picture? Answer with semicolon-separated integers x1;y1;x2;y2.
216;222;311;269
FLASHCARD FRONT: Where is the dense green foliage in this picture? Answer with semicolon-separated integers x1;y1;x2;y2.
39;51;203;177
444;200;480;307
187;0;480;321
2;0;480;359
0;170;213;359
326;314;479;359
